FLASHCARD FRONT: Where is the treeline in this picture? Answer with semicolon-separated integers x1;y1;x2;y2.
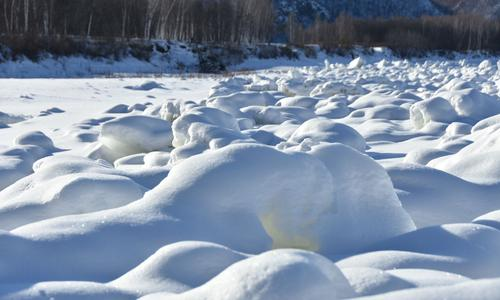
288;14;500;53
2;0;500;56
0;0;274;43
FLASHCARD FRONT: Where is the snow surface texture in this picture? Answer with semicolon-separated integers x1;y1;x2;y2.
0;55;500;299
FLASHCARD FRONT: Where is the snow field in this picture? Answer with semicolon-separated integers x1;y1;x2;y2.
0;55;500;299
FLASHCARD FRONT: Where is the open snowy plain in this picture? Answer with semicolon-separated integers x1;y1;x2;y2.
0;56;500;299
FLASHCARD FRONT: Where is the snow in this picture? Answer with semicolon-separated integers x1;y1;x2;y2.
0;53;500;299
348;57;365;69
96;115;173;161
111;241;247;295
286;118;367;152
143;249;355;300
356;278;500;300
410;97;458;129
125;81;168;91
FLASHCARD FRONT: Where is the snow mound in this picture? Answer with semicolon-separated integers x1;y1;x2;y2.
315;101;350;119
144;151;171;167
0;147;45;191
206;91;276;117
341;267;415;296
305;143;415;253
310;81;365;98
111;241;247;295
342;267;468;297
478;59;494;71
160;100;199;122
348;57;364;69
404;148;452;165
350;91;416;110
438;88;500;121
0;111;26;124
474;210;500;230
0;132;59;191
287;118;367;152
276;96;320;109
245;75;278;92
169;106;248;162
156;144;338;253
95;115;173;161
145;249;354;300
472;114;500;133
125;80;166;91
105;104;131;114
355;278;500;300
276;70;320;96
364;105;409;120
0;155;145;230
366;223;500;278
445;122;472;136
14;131;57;151
0;281;135;300
429;124;500;184
208;77;250;98
39;107;65;116
0;143;413;283
410;97;458;129
241;105;315;125
387;163;500;227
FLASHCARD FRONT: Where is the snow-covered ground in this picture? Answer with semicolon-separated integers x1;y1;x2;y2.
0;55;500;299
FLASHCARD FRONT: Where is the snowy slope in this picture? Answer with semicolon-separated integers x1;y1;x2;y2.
275;0;444;24
434;0;500;19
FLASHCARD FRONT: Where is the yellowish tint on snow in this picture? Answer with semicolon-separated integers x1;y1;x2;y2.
260;212;320;252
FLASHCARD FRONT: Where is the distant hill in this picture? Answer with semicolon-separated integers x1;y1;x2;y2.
433;0;500;18
274;0;445;25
